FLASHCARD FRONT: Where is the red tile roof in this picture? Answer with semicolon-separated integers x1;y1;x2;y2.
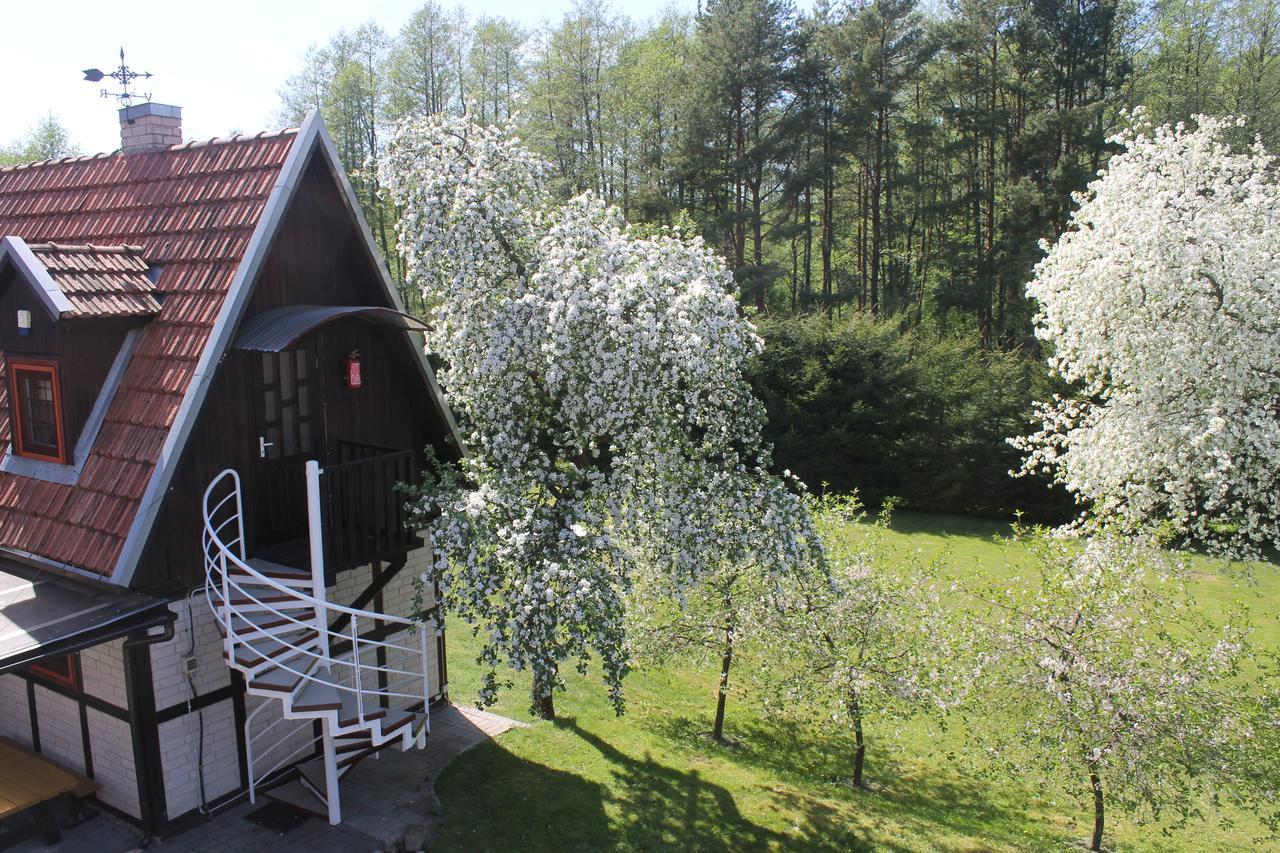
0;131;298;576
26;243;161;318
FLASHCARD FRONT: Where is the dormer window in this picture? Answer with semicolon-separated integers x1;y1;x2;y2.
9;358;65;463
0;238;160;474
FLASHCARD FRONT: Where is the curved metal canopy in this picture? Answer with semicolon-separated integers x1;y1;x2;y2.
234;304;430;352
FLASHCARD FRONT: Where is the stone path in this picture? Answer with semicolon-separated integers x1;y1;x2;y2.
5;703;525;853
317;704;525;852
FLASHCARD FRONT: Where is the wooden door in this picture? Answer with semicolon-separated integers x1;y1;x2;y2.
246;344;324;557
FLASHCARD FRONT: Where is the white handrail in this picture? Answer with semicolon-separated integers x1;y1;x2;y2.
206;530;420;625
305;460;332;663
205;577;428;699
351;617;364;724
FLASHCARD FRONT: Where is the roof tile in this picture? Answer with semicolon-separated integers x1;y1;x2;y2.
24;243;162;318
0;130;296;575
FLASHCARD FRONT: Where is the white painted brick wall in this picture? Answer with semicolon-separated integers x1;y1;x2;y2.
401;541;444;698
80;639;127;707
327;540;442;700
324;535;437;619
86;708;139;816
0;674;30;747
148;593;239;821
151;595;231;710
158;697;240;819
326;563;372;609
0;660;141;819
33;686;84;774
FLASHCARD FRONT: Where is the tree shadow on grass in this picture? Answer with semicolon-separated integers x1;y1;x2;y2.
435;715;829;852
646;712;1062;850
433;737;613;852
887;511;1012;541
555;716;833;851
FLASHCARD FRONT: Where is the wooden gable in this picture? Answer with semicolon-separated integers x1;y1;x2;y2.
130;144;456;592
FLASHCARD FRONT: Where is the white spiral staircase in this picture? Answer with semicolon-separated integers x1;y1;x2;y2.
202;465;432;825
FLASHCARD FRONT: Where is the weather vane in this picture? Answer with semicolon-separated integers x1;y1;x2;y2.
82;48;153;107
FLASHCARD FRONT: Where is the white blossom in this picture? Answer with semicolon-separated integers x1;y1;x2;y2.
753;494;958;787
381;114;821;713
961;530;1277;847
1013;112;1280;558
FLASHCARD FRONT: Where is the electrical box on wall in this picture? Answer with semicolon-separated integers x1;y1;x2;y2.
181;654;198;675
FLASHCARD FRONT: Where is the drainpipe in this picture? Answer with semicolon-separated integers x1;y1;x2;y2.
123;615;176;840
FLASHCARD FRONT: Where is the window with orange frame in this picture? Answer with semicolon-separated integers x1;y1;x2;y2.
29;653;79;689
8;358;66;464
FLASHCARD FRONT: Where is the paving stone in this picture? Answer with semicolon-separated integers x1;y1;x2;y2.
8;703;523;853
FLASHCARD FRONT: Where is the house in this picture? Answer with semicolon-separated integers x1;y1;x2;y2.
0;102;462;839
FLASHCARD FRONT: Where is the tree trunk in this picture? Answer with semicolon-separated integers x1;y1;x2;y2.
1089;771;1104;851
855;712;865;778
533;668;558;721
752;178;765;313
858;169;868;311
850;691;866;788
821;100;834;318
713;608;735;742
789;228;798;314
803;182;813;310
870;106;885;316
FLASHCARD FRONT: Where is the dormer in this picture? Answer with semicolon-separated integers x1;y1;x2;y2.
0;237;159;473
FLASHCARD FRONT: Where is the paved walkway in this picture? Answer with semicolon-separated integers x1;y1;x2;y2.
5;704;524;853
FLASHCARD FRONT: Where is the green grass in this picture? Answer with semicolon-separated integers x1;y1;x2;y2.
431;512;1280;851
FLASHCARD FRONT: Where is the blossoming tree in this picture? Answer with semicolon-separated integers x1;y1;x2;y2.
381;115;820;718
962;532;1278;852
627;553;770;744
1012;113;1280;557
763;494;956;788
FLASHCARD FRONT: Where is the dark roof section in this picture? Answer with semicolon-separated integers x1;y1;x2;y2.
234;304;431;352
0;558;170;673
25;243;161;318
0;130;298;576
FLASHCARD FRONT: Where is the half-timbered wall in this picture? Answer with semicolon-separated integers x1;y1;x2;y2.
145;596;241;822
0;640;142;819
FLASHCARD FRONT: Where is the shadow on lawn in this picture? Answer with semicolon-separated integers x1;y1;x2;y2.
433;735;612;851
435;715;816;851
647;712;1061;850
888;510;1012;542
555;716;828;851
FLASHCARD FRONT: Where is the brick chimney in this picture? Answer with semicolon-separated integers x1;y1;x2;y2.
118;103;182;154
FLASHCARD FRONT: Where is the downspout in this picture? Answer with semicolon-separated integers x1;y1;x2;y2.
123;615;176;841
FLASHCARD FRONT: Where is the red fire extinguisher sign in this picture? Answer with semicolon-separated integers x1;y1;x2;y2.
346;351;362;389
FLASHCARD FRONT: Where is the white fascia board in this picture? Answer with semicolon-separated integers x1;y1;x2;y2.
0;236;75;318
109;112;325;587
309;119;468;458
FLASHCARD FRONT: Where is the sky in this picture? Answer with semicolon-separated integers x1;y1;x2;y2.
2;0;693;157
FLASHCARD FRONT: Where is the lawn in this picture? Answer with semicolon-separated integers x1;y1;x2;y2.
430;512;1280;851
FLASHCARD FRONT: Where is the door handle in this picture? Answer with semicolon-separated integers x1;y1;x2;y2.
259;436;274;458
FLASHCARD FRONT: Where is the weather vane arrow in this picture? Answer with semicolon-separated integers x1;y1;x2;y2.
81;47;153;107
